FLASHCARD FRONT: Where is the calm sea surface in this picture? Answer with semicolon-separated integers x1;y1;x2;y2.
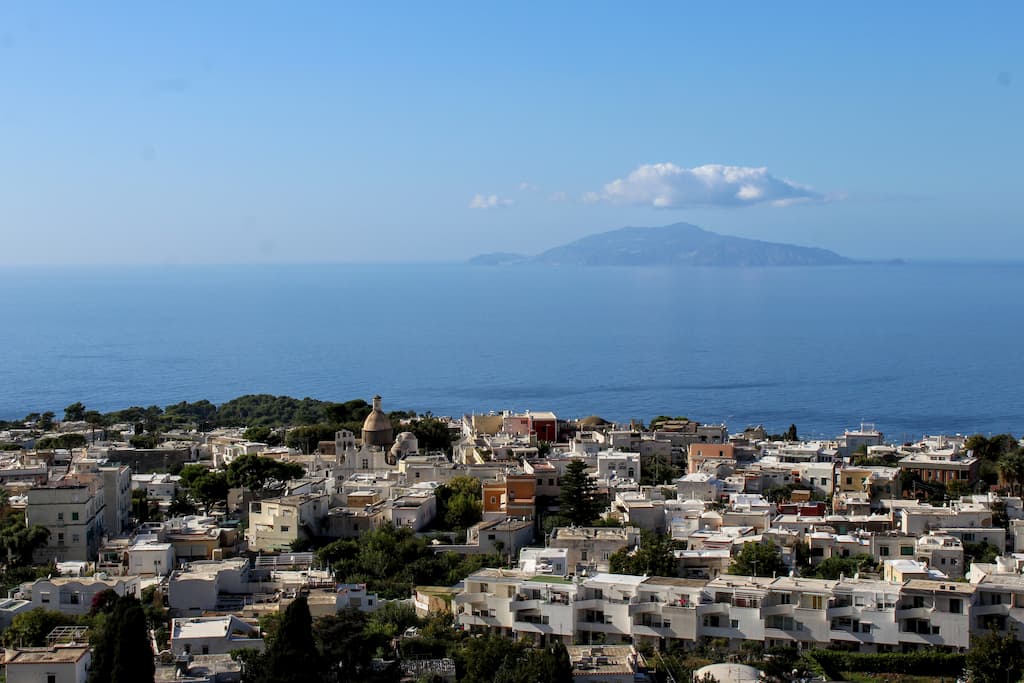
1;263;1022;440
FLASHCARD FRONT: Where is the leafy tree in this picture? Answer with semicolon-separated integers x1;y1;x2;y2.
0;515;50;566
314;609;382;682
435;476;483;530
244;425;283;446
609;530;679;576
966;434;1018;462
406;417;454;453
967;628;1024;683
35;433;88;450
803;554;875;580
129;433;160;449
64;402;86;422
728;541;787;578
559;460;604;526
285;424;339;454
965;541;1001;566
226;454;305;492
2;608;80;647
38;411;55;430
785;423;798;441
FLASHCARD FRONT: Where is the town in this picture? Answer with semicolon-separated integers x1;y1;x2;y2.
0;394;1021;683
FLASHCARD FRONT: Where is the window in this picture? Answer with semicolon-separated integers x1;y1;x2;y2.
950;598;962;614
810;595;824;610
846;477;853;485
72;534;80;544
913;596;924;608
490;496;497;504
41;592;50;603
202;645;209;655
48;675;56;683
72;512;79;521
57;512;64;520
602;551;610;560
880;546;891;556
581;551;588;561
730;619;739;628
361;459;369;469
778;593;791;605
280;526;290;532
58;532;65;544
900;546;913;556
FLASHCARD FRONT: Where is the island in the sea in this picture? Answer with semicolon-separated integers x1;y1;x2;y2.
470;222;852;267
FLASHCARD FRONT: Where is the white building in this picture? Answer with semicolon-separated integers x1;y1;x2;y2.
170;615;264;656
246;493;329;552
5;645;90;683
127;540;176;577
26;481;106;563
23;575;141;616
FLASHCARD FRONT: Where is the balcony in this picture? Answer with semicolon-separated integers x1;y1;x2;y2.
574;598;605;610
455;592;488;605
459;613;502;628
972;603;1010;616
510;598;541;611
894;607;934;620
628;602;660;616
762;604;795;617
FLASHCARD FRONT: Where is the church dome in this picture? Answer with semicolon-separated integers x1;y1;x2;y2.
362;395;394;447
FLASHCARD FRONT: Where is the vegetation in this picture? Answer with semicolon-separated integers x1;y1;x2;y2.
315;524;503;598
767;424;799;441
433;476;483;531
87;594;155;683
964;541;1001;566
966;628;1024;683
0;513;50;566
559;460;604;526
802;554;875;580
35;433;88;450
804;649;965;681
226;454;305;493
609;530;679;575
728;541;787;577
649;415;689;429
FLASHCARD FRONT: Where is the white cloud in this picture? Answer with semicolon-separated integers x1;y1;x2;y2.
548;191;569;202
518;181;539;192
468;193;514;210
592;162;823;208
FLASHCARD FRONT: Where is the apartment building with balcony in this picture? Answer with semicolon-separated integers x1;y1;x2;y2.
455;568;982;653
26;480;105;563
548;526;640;575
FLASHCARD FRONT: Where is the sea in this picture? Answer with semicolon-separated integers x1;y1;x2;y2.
1;262;1022;441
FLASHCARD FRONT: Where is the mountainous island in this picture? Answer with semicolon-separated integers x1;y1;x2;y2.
469;223;852;267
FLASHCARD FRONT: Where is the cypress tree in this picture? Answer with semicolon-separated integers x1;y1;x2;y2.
262;596;322;683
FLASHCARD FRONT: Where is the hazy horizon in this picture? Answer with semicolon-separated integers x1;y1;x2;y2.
1;3;1022;265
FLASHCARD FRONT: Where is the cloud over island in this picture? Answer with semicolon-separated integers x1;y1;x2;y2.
468;193;514;209
586;162;824;208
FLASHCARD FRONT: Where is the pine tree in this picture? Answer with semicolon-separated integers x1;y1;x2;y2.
559;460;604;526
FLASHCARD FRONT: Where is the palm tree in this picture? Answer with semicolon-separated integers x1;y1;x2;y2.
998;451;1024;496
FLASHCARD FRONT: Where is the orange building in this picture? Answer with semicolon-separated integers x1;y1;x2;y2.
482;473;537;519
687;443;736;475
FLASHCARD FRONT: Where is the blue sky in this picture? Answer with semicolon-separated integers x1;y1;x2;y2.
1;2;1021;263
